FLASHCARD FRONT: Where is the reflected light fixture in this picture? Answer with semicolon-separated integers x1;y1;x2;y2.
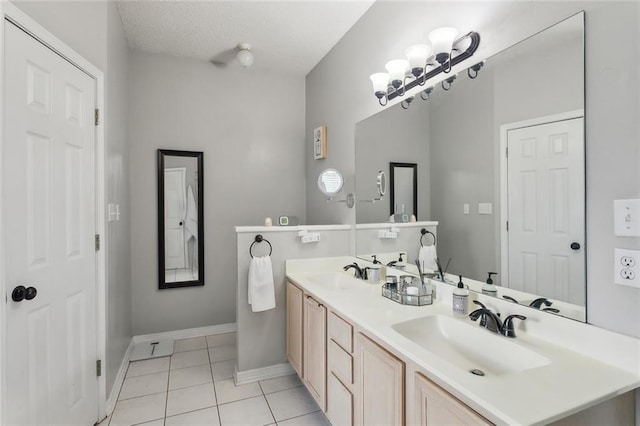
236;43;254;68
369;28;480;107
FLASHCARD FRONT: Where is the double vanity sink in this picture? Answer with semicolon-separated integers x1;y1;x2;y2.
286;257;640;425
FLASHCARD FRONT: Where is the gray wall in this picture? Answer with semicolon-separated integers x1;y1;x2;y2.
13;0;133;396
236;227;351;372
306;1;640;340
129;51;306;335
355;100;430;224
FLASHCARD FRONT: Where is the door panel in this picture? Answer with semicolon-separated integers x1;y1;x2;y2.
4;21;98;425
507;118;584;305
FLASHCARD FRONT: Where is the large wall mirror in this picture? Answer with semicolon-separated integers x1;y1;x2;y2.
158;149;204;289
355;12;585;321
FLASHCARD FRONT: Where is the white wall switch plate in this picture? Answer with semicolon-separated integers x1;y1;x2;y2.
463;203;469;215
478;203;492;215
108;203;117;222
614;199;640;236
614;248;640;288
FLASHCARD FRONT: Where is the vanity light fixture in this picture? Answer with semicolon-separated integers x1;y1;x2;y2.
369;29;480;106
401;96;414;110
420;86;434;101
467;61;485;79
441;75;456;91
236;43;254;68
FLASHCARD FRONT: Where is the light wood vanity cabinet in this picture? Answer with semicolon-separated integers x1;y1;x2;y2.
326;312;355;425
303;293;327;411
414;372;492;426
355;332;405;425
286;281;303;377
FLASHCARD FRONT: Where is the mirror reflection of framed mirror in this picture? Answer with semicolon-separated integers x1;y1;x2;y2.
157;149;204;289
390;162;417;219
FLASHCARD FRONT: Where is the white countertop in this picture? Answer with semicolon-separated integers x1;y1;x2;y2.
286;257;640;426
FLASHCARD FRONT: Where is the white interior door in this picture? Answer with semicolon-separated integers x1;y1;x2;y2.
164;167;187;270
3;21;98;425
507;118;585;305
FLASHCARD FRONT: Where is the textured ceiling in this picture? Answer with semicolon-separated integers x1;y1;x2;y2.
116;0;375;76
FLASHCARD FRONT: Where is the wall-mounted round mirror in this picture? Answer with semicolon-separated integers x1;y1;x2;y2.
377;170;386;197
318;168;344;197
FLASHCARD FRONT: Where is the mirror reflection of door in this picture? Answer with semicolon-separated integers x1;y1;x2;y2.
164;167;188;271
504;115;585;305
158;150;204;289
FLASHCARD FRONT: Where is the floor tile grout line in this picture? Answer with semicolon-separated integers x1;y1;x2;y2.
263;391;278;425
206;340;223;426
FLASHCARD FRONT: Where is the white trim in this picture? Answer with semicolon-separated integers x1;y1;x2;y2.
132;323;237;344
235;224;352;233
498;109;585;287
0;3;107;423
234;362;295;386
105;339;135;416
355;221;438;230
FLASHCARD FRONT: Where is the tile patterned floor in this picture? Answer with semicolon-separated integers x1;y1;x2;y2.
103;333;331;426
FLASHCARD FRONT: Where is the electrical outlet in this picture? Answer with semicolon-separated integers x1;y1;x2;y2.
614;248;640;288
621;256;635;267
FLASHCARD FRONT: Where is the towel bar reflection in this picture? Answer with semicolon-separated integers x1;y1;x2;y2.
420;228;436;247
250;235;272;258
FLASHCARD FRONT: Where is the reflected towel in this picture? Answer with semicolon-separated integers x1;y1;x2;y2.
184;185;198;241
248;255;276;312
419;245;438;271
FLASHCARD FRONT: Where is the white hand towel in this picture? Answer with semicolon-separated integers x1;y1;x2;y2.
184;185;198;241
248;255;276;312
419;245;438;271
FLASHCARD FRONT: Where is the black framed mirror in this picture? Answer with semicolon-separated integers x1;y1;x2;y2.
389;162;417;219
158;149;204;289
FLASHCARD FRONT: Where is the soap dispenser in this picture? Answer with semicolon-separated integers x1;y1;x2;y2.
482;272;498;296
396;253;406;271
452;275;469;316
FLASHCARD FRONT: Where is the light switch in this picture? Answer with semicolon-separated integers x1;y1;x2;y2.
478;203;492;215
463;203;469;215
614;199;640;236
108;203;117;222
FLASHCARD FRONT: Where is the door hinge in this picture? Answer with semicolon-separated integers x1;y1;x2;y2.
96;360;102;377
94;109;100;126
505;146;509;158
95;234;100;251
506;221;509;232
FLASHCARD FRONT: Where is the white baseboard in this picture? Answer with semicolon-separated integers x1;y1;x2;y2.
234;362;295;385
132;323;237;344
105;339;135;415
106;323;237;415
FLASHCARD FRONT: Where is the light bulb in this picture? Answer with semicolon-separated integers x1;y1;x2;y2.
428;27;458;65
236;43;254;68
384;59;409;89
369;73;389;99
405;44;432;77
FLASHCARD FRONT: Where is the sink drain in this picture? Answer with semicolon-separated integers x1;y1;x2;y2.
469;369;485;376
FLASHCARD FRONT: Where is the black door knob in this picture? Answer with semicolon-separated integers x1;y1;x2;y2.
179;221;184;226
11;285;26;302
570;242;581;250
25;287;37;300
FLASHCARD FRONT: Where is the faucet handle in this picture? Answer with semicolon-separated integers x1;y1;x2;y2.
502;314;527;338
502;295;520;304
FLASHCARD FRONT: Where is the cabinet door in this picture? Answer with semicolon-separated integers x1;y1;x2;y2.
415;373;492;426
356;333;404;425
286;282;303;377
303;294;327;411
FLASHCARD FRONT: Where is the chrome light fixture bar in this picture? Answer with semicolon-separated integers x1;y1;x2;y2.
370;31;480;106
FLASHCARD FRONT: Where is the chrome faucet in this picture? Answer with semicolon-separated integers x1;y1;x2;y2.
469;306;527;338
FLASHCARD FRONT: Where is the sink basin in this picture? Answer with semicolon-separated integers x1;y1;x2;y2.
303;272;368;290
392;315;550;376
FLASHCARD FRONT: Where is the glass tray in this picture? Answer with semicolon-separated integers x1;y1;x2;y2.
382;283;433;306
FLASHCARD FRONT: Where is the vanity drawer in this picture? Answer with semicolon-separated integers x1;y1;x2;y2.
329;339;353;384
326;372;353;426
329;311;353;353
